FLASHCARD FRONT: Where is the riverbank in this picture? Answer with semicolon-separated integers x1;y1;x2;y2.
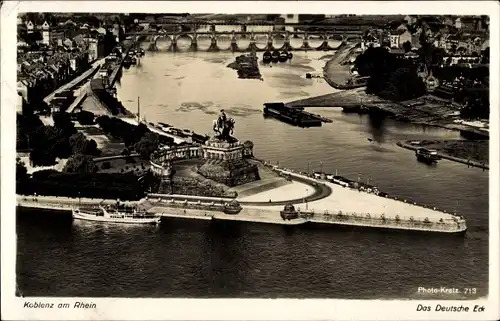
322;42;367;89
16;191;467;234
397;140;489;170
286;88;489;138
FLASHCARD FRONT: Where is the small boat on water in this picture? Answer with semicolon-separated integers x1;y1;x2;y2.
263;51;272;63
278;51;288;62
271;50;280;62
415;148;440;164
72;202;161;225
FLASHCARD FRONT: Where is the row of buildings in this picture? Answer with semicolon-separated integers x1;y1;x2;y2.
17;16;126;112
354;15;488;54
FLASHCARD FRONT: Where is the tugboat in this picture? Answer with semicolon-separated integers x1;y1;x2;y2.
72;201;161;225
415;148;440;164
278;51;288;62
271;50;280;62
263;51;272;63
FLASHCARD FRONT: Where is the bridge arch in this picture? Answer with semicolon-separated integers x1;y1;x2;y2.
253;34;269;50
155;35;173;51
272;33;287;50
328;34;343;48
215;34;232;50
195;34;212;51
288;33;305;50
307;35;325;49
174;34;193;51
235;35;251;51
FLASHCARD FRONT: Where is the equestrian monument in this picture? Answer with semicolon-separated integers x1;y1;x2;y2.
197;110;260;187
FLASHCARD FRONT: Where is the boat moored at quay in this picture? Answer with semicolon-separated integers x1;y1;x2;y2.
72;202;161;225
18;179;467;234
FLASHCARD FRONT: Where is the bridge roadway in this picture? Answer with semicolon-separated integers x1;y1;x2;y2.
128;30;363;37
138;30;361;51
137;21;368;28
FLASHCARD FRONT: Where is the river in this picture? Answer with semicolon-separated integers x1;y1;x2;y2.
16;49;489;299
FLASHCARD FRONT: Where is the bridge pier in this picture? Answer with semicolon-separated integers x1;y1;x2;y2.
230;31;239;52
149;36;159;51
317;41;329;51
302;33;311;50
190;33;198;51
281;41;291;51
247;41;259;52
169;37;177;52
317;35;330;51
207;36;219;52
265;32;274;51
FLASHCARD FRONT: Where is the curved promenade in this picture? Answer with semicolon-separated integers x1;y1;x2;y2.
238;172;332;206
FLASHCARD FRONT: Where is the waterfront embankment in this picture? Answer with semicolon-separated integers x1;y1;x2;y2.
287;43;489;139
286;87;489;138
16;193;466;234
397;140;489;170
321;42;366;90
17;162;468;234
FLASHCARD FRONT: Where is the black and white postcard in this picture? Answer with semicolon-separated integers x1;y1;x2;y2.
1;1;499;320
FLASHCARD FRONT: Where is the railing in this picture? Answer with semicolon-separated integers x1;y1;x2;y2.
299;211;466;232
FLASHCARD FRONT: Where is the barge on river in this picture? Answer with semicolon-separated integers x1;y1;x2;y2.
263;102;322;127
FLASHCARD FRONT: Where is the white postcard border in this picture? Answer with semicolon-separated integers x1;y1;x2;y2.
1;1;499;320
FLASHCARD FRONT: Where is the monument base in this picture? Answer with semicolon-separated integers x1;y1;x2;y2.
198;159;260;187
198;136;260;187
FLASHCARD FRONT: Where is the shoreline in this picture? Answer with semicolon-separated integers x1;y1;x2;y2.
16;191;467;235
287;43;489;139
397;140;489;170
14;163;469;235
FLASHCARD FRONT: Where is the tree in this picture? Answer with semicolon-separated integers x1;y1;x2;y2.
53;112;76;136
402;41;412;53
69;132;101;156
69;132;88;155
29;148;57;167
16;157;30;194
63;154;98;173
77;110;95;125
134;132;160;160
481;47;489;64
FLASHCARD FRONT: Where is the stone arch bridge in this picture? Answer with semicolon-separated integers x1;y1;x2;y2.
130;30;362;52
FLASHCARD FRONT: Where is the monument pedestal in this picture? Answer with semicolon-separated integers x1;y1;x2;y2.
198;136;260;187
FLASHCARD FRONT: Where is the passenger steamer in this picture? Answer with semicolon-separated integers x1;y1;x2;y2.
72;202;161;225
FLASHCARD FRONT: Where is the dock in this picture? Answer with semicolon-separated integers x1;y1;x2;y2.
17;188;467;234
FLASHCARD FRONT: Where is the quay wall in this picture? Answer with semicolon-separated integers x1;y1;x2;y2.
17;194;466;233
397;141;489;170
